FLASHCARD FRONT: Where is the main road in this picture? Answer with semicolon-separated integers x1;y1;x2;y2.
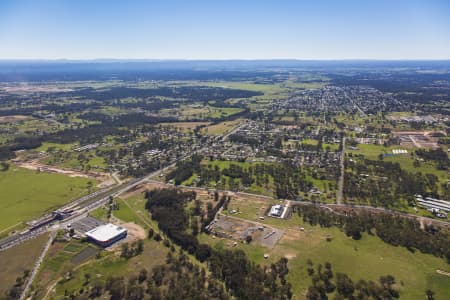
336;135;345;205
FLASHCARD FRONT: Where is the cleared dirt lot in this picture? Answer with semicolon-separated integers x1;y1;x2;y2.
121;222;147;241
13;158;113;187
392;130;445;149
210;214;284;249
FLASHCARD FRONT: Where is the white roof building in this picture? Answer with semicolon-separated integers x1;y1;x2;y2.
269;205;284;217
85;223;127;246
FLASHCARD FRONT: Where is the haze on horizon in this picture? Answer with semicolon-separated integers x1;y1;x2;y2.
0;0;449;60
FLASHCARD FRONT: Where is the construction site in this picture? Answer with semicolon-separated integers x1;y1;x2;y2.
207;214;284;249
392;131;445;149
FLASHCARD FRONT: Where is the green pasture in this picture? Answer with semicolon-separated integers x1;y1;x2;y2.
0;167;95;232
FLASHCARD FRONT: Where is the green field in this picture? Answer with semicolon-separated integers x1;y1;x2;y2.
279;218;450;299
50;239;168;298
36;192;167;299
42;150;107;171
347;143;448;194
0;168;95;232
200;212;450;299
36;142;77;152
0;233;49;295
201;118;244;135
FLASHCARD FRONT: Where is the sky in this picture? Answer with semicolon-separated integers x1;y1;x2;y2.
0;0;449;60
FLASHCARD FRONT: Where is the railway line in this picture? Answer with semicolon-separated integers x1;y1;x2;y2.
0;122;246;252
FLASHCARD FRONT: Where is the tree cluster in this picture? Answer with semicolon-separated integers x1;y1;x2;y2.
144;188;292;299
305;261;399;300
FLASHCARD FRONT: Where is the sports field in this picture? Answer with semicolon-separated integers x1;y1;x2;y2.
0;167;95;232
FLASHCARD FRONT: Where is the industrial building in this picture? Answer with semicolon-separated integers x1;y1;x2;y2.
415;195;450;218
85;223;127;247
268;204;284;218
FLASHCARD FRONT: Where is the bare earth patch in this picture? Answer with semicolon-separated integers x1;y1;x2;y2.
119;222;146;242
13;159;113;187
0;115;31;123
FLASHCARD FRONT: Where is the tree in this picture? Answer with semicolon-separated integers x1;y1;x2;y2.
148;228;154;239
336;273;354;298
245;235;253;244
195;244;212;262
0;161;9;172
120;243;130;258
154;233;162;242
192;223;199;236
306;286;321;300
138;268;147;283
84;273;91;285
135;240;144;254
86;181;93;192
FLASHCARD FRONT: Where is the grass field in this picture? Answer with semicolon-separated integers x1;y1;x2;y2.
37;142;77;152
36;191;167;299
0;167;95;232
201;118;244;135
0;233;49;295
300;138;340;151
200;209;450;299
277;219;450;299
347;143;448;194
161;121;211;132
42;150;108;171
51;239;168;298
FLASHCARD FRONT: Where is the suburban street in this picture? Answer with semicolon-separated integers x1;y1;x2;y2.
0;122;249;252
337;136;346;205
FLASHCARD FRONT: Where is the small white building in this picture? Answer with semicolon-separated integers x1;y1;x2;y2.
269;205;284;218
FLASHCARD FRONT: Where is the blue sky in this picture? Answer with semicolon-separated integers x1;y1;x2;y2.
0;0;449;60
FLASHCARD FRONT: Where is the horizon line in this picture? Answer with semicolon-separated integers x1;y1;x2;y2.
1;58;450;62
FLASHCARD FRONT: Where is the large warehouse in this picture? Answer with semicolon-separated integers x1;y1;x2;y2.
85;223;127;247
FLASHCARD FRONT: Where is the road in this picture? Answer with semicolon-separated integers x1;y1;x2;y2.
408;135;422;148
0;154;182;251
344;91;367;117
0;122;247;252
336;135;346;205
154;181;450;228
292;201;450;228
220;120;246;142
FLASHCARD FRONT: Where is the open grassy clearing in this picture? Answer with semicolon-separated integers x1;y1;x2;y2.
0;115;32;123
277;220;450;299
3;118;57;134
299;138;340;151
0;233;49;295
36;142;77;152
336;114;389;130
41;150;108;171
160;121;211;132
347;143;448;192
182;160;276;196
202;80;327;95
0;167;95;232
202;194;450;299
201;118;244;135
37;190;167;299
202;81;288;93
50;239;168;298
160;104;244;120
